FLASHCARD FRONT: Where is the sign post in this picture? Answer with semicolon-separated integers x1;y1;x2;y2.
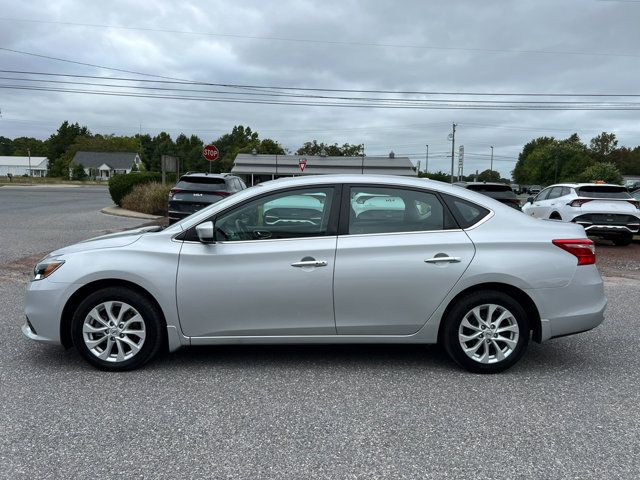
203;144;219;173
457;145;464;180
298;158;307;173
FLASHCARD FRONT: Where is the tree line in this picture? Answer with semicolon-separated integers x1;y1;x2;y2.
0;121;364;178
512;132;639;185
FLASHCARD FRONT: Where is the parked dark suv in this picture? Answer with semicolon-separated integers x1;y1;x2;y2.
454;182;521;210
168;173;246;223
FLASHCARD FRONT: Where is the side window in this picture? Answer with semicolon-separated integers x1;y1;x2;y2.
562;187;571;196
441;194;490;229
547;186;563;200
215;187;334;241
348;186;446;235
535;188;551;201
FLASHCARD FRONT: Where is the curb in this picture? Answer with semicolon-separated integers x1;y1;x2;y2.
101;205;164;220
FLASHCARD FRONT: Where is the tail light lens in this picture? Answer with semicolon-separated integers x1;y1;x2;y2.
552;239;596;266
568;199;592;207
169;188;182;199
627;200;640;209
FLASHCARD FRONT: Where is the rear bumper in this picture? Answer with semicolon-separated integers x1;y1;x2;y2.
526;265;607;342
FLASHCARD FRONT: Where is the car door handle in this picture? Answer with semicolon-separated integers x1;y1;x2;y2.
291;260;328;268
424;256;461;263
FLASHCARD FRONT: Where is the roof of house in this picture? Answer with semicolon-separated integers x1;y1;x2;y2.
72;151;139;169
232;153;417;176
0;156;48;168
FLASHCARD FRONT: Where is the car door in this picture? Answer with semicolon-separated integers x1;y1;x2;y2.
538;186;563;218
333;185;475;335
526;187;551;217
176;185;340;337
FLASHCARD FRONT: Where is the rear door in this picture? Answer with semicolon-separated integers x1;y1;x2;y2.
333;185;475;335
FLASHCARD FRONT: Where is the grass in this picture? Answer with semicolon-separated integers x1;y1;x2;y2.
0;176;105;186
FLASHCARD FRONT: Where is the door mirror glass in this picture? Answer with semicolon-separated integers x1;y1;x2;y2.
195;221;215;243
527;197;534;204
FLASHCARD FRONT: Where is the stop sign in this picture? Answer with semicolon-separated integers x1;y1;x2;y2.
203;144;219;161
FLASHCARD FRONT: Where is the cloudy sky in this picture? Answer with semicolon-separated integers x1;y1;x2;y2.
1;0;640;178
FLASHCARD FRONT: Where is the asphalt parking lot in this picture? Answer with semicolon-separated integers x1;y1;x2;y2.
1;186;639;479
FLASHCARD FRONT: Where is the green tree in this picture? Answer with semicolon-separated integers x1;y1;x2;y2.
8;137;48;156
419;170;450;182
589;132;618;161
71;163;87;180
296;140;363;156
47;121;91;176
477;169;501;182
578;162;622;184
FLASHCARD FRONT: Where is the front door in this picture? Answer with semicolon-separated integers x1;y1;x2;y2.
333;185;475;335
176;186;340;337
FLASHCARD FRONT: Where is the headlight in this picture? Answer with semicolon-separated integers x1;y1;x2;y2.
33;259;65;281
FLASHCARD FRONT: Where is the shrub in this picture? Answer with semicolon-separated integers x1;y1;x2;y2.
121;182;172;216
108;172;161;206
578;162;623;184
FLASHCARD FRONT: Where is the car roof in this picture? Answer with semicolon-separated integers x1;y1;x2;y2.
454;182;510;187
180;172;234;179
544;183;624;188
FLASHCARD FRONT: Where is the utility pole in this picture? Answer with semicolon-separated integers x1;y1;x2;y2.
27;148;32;184
490;145;494;173
449;123;457;184
425;144;429;174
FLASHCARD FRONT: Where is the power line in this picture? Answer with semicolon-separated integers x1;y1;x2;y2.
5;84;640;110
1;16;638;59
1;68;639;98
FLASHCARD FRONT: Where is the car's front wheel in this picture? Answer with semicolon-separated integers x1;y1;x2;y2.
442;291;529;374
71;287;165;371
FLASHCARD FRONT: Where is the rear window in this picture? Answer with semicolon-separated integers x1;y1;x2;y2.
577;186;631;199
176;177;226;191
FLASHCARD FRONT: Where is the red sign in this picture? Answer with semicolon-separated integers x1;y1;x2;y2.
299;158;307;172
203;144;219;162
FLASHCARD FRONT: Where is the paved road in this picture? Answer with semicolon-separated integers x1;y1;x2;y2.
1;187;639;479
0;186;141;263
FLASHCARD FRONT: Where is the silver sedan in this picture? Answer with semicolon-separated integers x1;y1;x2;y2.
23;175;606;373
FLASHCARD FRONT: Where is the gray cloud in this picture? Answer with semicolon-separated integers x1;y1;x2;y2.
1;0;639;177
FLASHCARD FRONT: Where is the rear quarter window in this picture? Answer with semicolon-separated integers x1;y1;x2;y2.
441;194;491;228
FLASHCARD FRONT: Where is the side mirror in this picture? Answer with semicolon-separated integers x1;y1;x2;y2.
527;197;534;204
195;221;215;243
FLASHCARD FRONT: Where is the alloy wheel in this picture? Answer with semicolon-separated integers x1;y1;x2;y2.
82;301;146;363
458;304;520;364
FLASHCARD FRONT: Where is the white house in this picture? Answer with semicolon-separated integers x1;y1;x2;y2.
72;151;143;180
0;156;49;177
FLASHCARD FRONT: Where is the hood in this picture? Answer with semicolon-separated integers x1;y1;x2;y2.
49;225;162;256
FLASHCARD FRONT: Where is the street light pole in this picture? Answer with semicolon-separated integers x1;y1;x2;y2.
450;123;456;184
425;144;429;174
490;146;494;173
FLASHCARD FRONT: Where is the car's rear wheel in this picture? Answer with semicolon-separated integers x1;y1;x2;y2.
442;291;529;374
71;287;164;371
549;212;562;220
612;234;633;246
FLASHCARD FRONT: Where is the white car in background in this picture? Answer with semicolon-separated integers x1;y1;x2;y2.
522;183;640;245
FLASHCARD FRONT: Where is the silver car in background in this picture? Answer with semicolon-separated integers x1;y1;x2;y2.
23;175;606;373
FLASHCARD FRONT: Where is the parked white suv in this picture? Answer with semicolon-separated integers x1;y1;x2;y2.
522;183;640;245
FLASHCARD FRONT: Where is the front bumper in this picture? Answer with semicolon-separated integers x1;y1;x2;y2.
23;279;77;346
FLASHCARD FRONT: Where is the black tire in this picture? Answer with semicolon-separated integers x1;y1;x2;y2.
612;234;633;246
71;287;165;371
441;290;530;374
549;212;562;220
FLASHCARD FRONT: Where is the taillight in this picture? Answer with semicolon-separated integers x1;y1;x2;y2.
169;188;182;199
552;239;596;266
568;199;592;207
627;200;640;209
216;191;231;197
